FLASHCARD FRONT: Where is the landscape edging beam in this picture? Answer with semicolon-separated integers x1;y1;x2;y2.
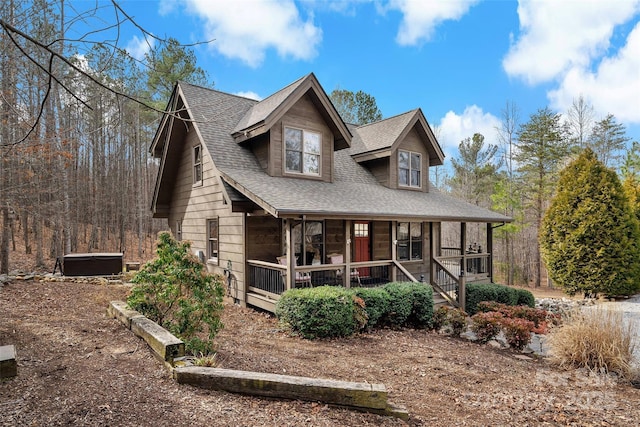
107;300;144;329
174;366;391;411
130;316;185;363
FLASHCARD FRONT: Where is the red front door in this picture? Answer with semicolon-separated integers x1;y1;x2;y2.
354;222;370;276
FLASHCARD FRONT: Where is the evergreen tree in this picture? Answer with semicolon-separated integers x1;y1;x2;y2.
587;113;630;170
515;107;572;287
329;88;382;125
449;133;502;208
540;149;640;297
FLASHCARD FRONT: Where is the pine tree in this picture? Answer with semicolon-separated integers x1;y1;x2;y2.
540;149;640;297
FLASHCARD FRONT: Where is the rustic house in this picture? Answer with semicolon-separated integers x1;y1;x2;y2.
150;73;510;312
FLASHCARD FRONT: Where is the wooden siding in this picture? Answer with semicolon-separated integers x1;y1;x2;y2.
366;158;390;188
372;221;391;260
168;128;247;304
270;94;334;182
250;133;270;172
396;127;430;192
325;219;345;258
246;215;281;262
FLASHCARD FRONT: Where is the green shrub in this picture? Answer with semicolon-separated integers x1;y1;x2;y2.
501;317;535;350
382;282;414;327
127;232;224;355
351;287;390;329
515;288;535;308
275;286;359;339
465;283;519;315
382;282;433;328
405;283;434;329
471;311;504;343
433;306;467;335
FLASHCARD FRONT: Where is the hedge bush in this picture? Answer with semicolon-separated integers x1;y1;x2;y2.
405;283;434;329
465;283;525;315
383;282;434;328
275;286;359;339
351;287;390;329
382;282;414;327
515;288;535;308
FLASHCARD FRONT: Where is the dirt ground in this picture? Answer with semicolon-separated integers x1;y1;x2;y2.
1;279;640;426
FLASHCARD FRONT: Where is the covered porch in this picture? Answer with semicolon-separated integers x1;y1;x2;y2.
243;215;496;313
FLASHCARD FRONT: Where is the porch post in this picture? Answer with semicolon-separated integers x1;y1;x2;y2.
429;222;434;285
487;223;494;283
284;219;293;290
459;222;467;309
391;221;397;282
344;220;352;288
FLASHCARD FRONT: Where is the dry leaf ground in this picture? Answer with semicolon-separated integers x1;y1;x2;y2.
1;279;639;426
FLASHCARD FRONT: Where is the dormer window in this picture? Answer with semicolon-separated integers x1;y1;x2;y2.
285;127;321;176
398;150;421;188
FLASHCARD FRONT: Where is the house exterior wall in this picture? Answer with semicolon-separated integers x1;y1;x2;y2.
167;127;247;304
246;215;281;262
392;127;430;192
398;221;431;281
270;94;334;182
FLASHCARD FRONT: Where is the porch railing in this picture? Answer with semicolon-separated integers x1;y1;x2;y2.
247;259;400;296
431;251;491;308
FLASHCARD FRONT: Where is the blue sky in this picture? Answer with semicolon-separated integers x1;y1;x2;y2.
90;0;640;166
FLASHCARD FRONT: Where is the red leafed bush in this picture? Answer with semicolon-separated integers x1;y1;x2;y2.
470;311;504;343
501;317;535;350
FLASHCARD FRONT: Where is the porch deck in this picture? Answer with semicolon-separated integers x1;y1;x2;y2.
245;251;490;313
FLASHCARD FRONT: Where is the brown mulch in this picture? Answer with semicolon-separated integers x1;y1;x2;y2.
1;280;639;426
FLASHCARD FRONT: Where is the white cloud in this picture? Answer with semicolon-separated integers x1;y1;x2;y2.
158;0;179;16
548;22;640;124
503;0;640;85
436;105;501;159
186;0;322;67
125;35;155;61
386;0;479;46
235;91;262;101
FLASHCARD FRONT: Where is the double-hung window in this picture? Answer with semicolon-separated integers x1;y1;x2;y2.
398;150;421;188
397;222;422;261
193;145;203;185
284;127;321;176
207;218;218;264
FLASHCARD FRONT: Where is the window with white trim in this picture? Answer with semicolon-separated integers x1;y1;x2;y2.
397;222;422;261
193;145;203;185
207;218;218;264
398;150;421;188
284;127;321;175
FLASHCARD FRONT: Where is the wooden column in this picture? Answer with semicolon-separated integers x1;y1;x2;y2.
391;221;397;282
459;222;467;309
344;220;352;288
487;223;494;283
284;219;293;291
429;222;434;285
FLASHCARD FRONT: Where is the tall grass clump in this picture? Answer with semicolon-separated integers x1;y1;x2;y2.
547;307;637;379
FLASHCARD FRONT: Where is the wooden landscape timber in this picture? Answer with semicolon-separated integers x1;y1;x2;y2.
107;300;407;420
174;366;408;420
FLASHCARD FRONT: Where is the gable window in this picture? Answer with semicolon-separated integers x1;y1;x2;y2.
398;150;421;188
193;145;203;185
397;222;422;261
207;218;218;264
176;220;182;241
285;127;321;175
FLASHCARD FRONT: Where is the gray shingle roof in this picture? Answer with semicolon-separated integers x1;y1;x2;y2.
232;74;308;133
349;110;417;155
177;80;510;223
